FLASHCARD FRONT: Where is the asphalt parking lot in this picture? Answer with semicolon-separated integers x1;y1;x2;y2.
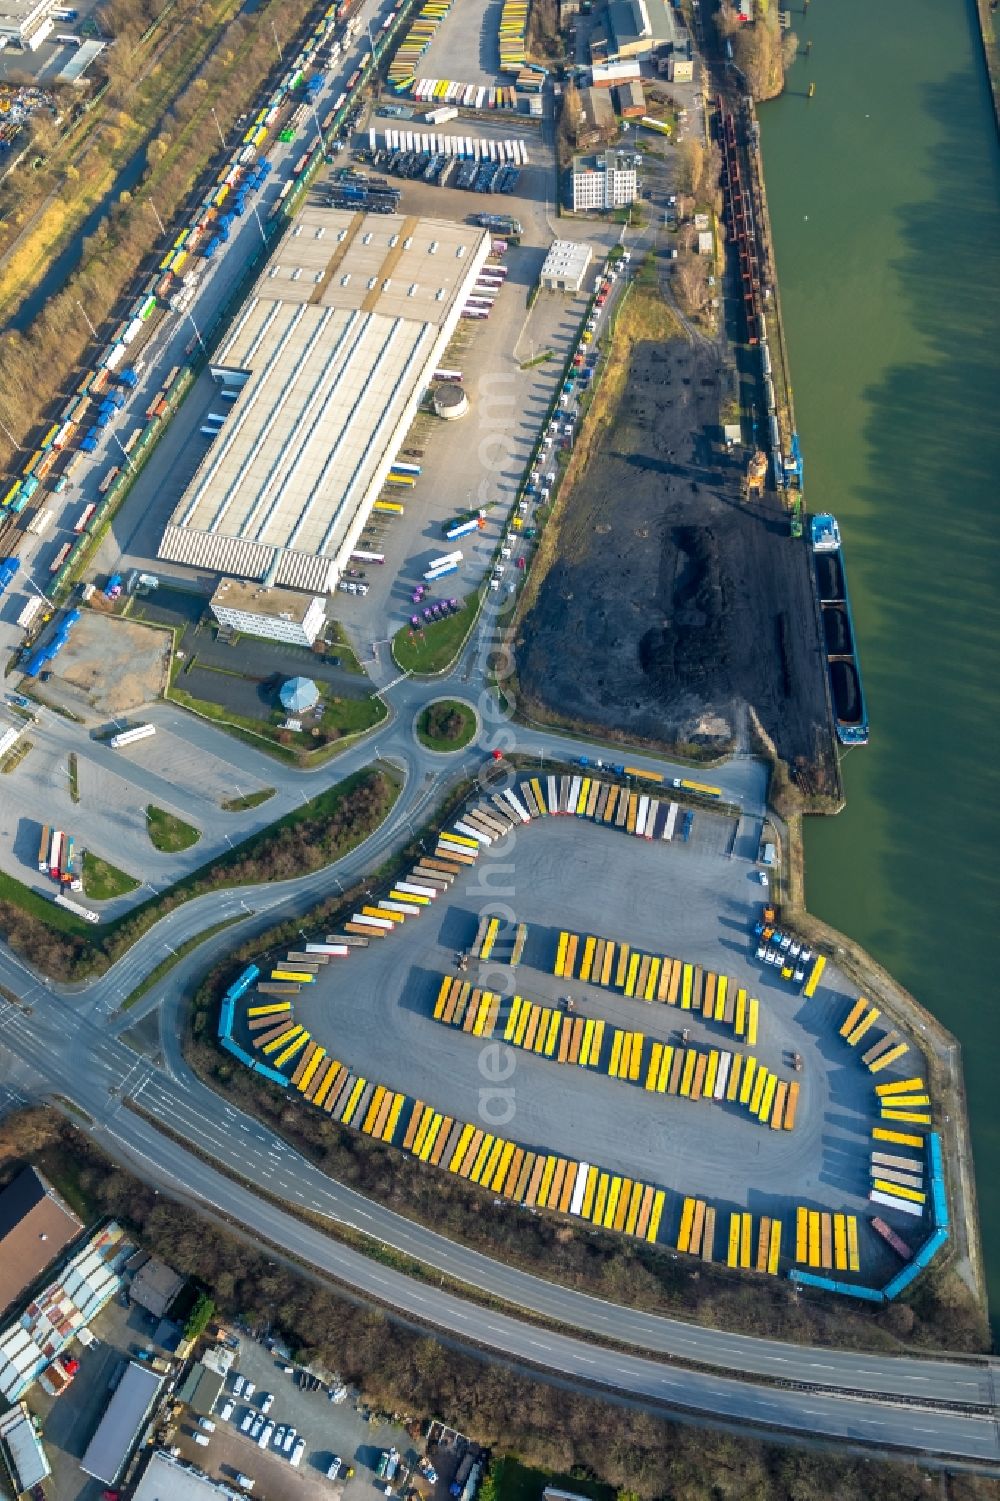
409;0;504;85
278;809;887;1238
186;1331;413;1501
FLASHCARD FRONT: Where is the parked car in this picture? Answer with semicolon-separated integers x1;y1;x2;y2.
258;1420;275;1450
290;1437;306;1469
232;1375;246;1398
283;1428;297;1455
260;1392;274;1414
274;1425;286;1450
220;1401;234;1422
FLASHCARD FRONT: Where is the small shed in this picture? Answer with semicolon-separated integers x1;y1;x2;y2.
616;79;646;117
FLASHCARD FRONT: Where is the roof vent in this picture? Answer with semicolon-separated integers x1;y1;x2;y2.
428;241;438;254
382;278;392;291
456;245;466;258
341;273;351;286
389;234;399;247
362;232;373;244
367;276;377;290
315;226;325;239
403;236;413;248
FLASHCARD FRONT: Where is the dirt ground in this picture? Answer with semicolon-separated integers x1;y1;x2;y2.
515;333;836;782
33;609;171;719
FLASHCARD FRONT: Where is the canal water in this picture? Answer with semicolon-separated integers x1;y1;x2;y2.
3;143;150;336
759;0;1000;1323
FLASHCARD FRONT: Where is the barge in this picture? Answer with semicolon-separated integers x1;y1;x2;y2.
811;513;869;746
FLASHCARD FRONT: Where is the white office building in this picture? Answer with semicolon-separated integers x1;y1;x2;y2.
571;150;639;213
209;579;326;647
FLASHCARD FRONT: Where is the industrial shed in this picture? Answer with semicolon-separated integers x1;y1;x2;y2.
80;1361;163;1486
0;1167;82;1316
158;205;490;592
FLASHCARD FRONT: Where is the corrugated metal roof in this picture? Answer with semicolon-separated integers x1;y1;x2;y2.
159;205;489;585
80;1362;163;1485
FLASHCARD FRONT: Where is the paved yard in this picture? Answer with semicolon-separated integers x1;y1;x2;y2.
278;812;898;1240
187;1330;414;1501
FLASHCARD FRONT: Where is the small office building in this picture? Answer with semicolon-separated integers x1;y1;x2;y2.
571;150;639;213
210;579;326;647
539;240;593;293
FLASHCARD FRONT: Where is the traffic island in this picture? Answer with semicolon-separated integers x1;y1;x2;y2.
415;699;478;753
392;593;481;676
146;804;201;853
81;852;140;902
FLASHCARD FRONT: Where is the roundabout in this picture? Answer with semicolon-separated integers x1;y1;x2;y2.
414;697;479;753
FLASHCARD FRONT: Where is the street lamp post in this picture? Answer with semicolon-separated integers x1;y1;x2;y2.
75;299;98;338
210;106;227;150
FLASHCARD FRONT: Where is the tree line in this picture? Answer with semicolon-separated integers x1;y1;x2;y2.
0;0;320;472
0;1108;990;1501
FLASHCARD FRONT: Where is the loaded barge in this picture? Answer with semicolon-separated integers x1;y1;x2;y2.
811;513;869;747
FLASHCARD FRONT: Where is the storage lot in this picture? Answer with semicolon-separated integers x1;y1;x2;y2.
405;0;505;85
181;1331;413;1501
284;810;881;1229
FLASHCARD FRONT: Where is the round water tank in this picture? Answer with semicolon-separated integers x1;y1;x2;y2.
432;384;469;420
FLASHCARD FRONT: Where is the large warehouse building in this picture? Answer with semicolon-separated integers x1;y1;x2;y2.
158;205;490;592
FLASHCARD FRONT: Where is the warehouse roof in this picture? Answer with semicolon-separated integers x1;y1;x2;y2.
159;205;488;592
132;1450;245;1501
0;1404;50;1493
80;1361;163;1485
0;1167;83;1315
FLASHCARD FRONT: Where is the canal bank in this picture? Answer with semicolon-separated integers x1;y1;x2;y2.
758;0;1000;1327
